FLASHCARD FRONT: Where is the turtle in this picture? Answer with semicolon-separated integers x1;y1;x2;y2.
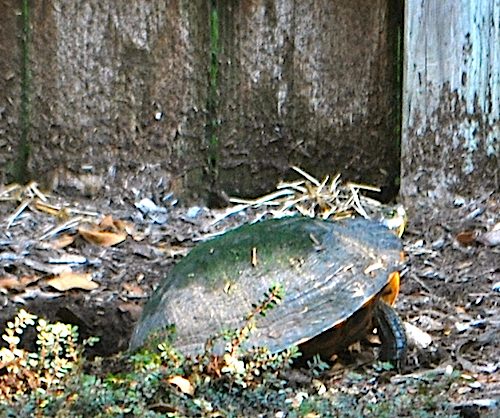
129;216;407;365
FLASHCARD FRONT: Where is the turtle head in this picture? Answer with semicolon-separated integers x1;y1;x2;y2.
380;205;407;237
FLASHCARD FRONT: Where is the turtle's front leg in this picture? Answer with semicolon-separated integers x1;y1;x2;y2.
374;301;407;371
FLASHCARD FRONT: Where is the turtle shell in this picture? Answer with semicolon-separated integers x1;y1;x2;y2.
129;216;403;356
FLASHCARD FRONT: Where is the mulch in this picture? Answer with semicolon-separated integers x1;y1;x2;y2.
0;183;498;413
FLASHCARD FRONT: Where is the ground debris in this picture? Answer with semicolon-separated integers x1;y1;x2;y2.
0;180;498;409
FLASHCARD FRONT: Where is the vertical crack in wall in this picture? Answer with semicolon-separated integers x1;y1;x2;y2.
206;1;220;195
392;0;404;196
13;0;31;183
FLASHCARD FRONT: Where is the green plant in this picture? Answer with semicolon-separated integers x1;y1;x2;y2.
0;287;298;416
1;287;465;417
306;354;331;377
134;284;297;388
0;309;97;410
205;284;298;384
0;286;466;418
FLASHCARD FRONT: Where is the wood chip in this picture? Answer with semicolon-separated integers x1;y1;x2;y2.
404;322;433;349
476;225;500;246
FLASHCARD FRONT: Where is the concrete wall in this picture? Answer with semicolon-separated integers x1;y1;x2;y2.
0;0;402;203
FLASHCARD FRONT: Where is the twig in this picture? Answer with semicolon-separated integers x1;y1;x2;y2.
291;166;320;186
230;189;295;207
6;198;32;228
27;181;49;202
0;183;21;199
38;216;83;240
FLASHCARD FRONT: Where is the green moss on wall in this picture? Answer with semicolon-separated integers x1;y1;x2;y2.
207;2;219;178
12;0;31;183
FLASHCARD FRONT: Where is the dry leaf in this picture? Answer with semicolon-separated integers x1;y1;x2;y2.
117;302;143;320
123;222;136;236
49;234;76;249
19;275;42;286
0;275;40;292
78;225;127;247
99;214;116;229
131;231;146;241
114;219;134;234
46;272;99;291
0;277;25;291
122;283;147;298
455;230;478;246
99;215;133;233
167;375;195;396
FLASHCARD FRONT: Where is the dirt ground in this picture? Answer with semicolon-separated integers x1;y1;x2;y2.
0;181;498;415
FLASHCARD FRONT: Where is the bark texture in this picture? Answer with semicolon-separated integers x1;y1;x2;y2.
402;1;499;203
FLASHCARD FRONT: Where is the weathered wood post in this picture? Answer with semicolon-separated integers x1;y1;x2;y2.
402;0;499;204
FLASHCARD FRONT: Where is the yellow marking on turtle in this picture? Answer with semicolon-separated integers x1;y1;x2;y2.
380;271;400;306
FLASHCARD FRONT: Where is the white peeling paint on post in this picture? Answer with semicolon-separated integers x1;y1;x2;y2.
402;0;499;199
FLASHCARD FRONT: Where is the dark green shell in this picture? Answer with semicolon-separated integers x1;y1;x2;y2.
129;217;403;355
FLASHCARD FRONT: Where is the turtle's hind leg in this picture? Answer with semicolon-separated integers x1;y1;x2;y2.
374;301;407;371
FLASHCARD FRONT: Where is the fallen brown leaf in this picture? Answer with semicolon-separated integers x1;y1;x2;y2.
78;225;127;247
99;215;133;234
122;283;147;298
131;231;146;241
0;275;40;292
117;302;143;321
49;233;76;249
113;219;134;234
46;272;99;291
455;230;478;246
99;214;116;230
0;277;25;291
124;223;136;236
19;275;42;286
167;375;195;396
